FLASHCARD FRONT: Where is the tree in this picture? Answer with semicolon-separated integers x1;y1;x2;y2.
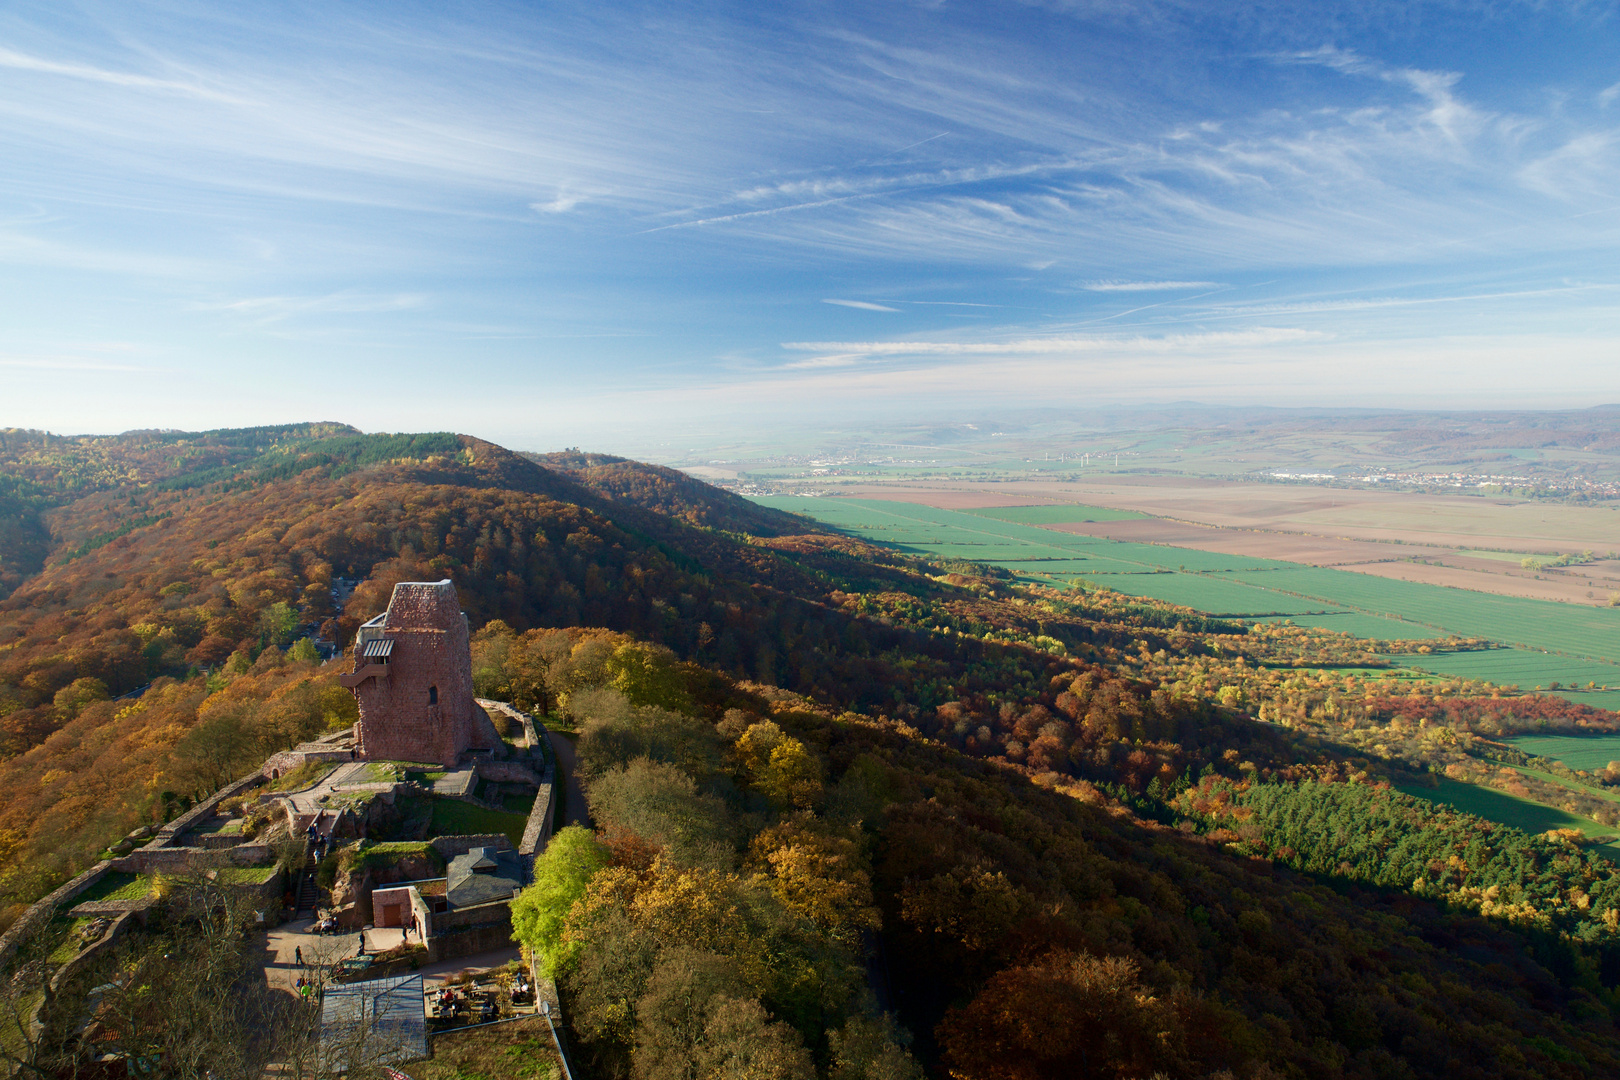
936;952;1185;1080
827;1016;924;1080
258;601;299;650
52;677;109;720
630;949;812;1080
736;723;822;810
512;826;610;977
606;643;693;713
587;760;736;869
749;823;878;943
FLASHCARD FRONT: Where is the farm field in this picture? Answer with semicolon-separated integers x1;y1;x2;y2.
1393;648;1620;701
1226;566;1620;662
958;503;1147;524
1398;777;1620;859
792;479;1620;605
758;498;1618;668
1506;734;1620;772
810;477;1620;553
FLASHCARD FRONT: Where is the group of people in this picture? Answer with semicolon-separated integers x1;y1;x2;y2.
305;820;327;864
294;976;319;1001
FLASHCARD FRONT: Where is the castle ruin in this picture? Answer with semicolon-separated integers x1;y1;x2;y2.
339;579;500;766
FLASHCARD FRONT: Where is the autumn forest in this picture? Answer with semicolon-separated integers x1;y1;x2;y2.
2;424;1620;1078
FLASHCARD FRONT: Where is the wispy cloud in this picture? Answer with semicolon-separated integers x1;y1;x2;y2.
532;191;586;213
1083;280;1220;291
0;46;240;102
192;292;429;326
823;299;899;312
3;2;1619;432
782;327;1320;359
0;352;153;372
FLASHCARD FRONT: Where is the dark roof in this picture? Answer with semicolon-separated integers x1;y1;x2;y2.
320;973;426;1068
445;846;523;908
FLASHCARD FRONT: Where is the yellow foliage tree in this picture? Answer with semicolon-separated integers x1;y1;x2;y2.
749;823;879;942
737;722;823;810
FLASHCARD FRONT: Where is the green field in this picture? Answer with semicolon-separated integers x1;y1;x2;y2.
430;798;529;847
1456;548;1537;563
759;498;1620;674
1392;648;1620;707
1399;777;1609;838
1269;612;1450;639
1505;734;1620;772
958;504;1147;524
1226;566;1620;662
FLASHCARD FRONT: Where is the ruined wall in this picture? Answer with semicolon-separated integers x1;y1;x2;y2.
109;844;275;873
354;580;496;766
430;834;512;859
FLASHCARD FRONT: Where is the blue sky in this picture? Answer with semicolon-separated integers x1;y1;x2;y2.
2;1;1618;448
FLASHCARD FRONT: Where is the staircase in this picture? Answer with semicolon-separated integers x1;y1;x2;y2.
296;854;320;916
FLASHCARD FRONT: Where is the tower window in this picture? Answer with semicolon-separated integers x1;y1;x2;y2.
428;685;438;705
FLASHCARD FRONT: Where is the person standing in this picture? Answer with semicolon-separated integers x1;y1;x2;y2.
295;945;303;966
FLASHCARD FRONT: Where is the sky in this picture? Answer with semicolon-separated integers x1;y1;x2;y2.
2;0;1619;449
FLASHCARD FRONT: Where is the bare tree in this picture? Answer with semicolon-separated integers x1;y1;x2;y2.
0;918;77;1078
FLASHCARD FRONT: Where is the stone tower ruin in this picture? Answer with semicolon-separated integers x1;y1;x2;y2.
339;579;499;766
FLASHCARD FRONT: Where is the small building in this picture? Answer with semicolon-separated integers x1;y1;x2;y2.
372;881;437;941
363;844;524;965
446;846;524;908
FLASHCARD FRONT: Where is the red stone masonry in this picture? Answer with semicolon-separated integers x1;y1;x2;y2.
348;579;498;766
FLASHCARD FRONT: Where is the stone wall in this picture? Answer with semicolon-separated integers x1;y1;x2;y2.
0;862;113;966
430;834;512;859
110;844;274;874
48;909;139;994
355;580;494;767
518;726;559;866
262;746;353;777
476;761;541;786
150;770;267;847
434;898;513;935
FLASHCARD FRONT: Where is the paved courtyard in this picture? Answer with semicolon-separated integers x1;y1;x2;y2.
255;916;520;993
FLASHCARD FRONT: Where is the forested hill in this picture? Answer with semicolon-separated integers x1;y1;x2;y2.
526;449;811;536
7;425;1620;1076
0;423;1216;903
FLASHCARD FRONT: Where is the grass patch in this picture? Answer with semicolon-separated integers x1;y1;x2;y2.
48;917;97;963
73;872;151;905
430;799;530;847
1398;776;1603;838
406;769;449;784
358;762;403;784
351;841;445;874
213;865;280;885
415;1016;559;1080
267;761;337;792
